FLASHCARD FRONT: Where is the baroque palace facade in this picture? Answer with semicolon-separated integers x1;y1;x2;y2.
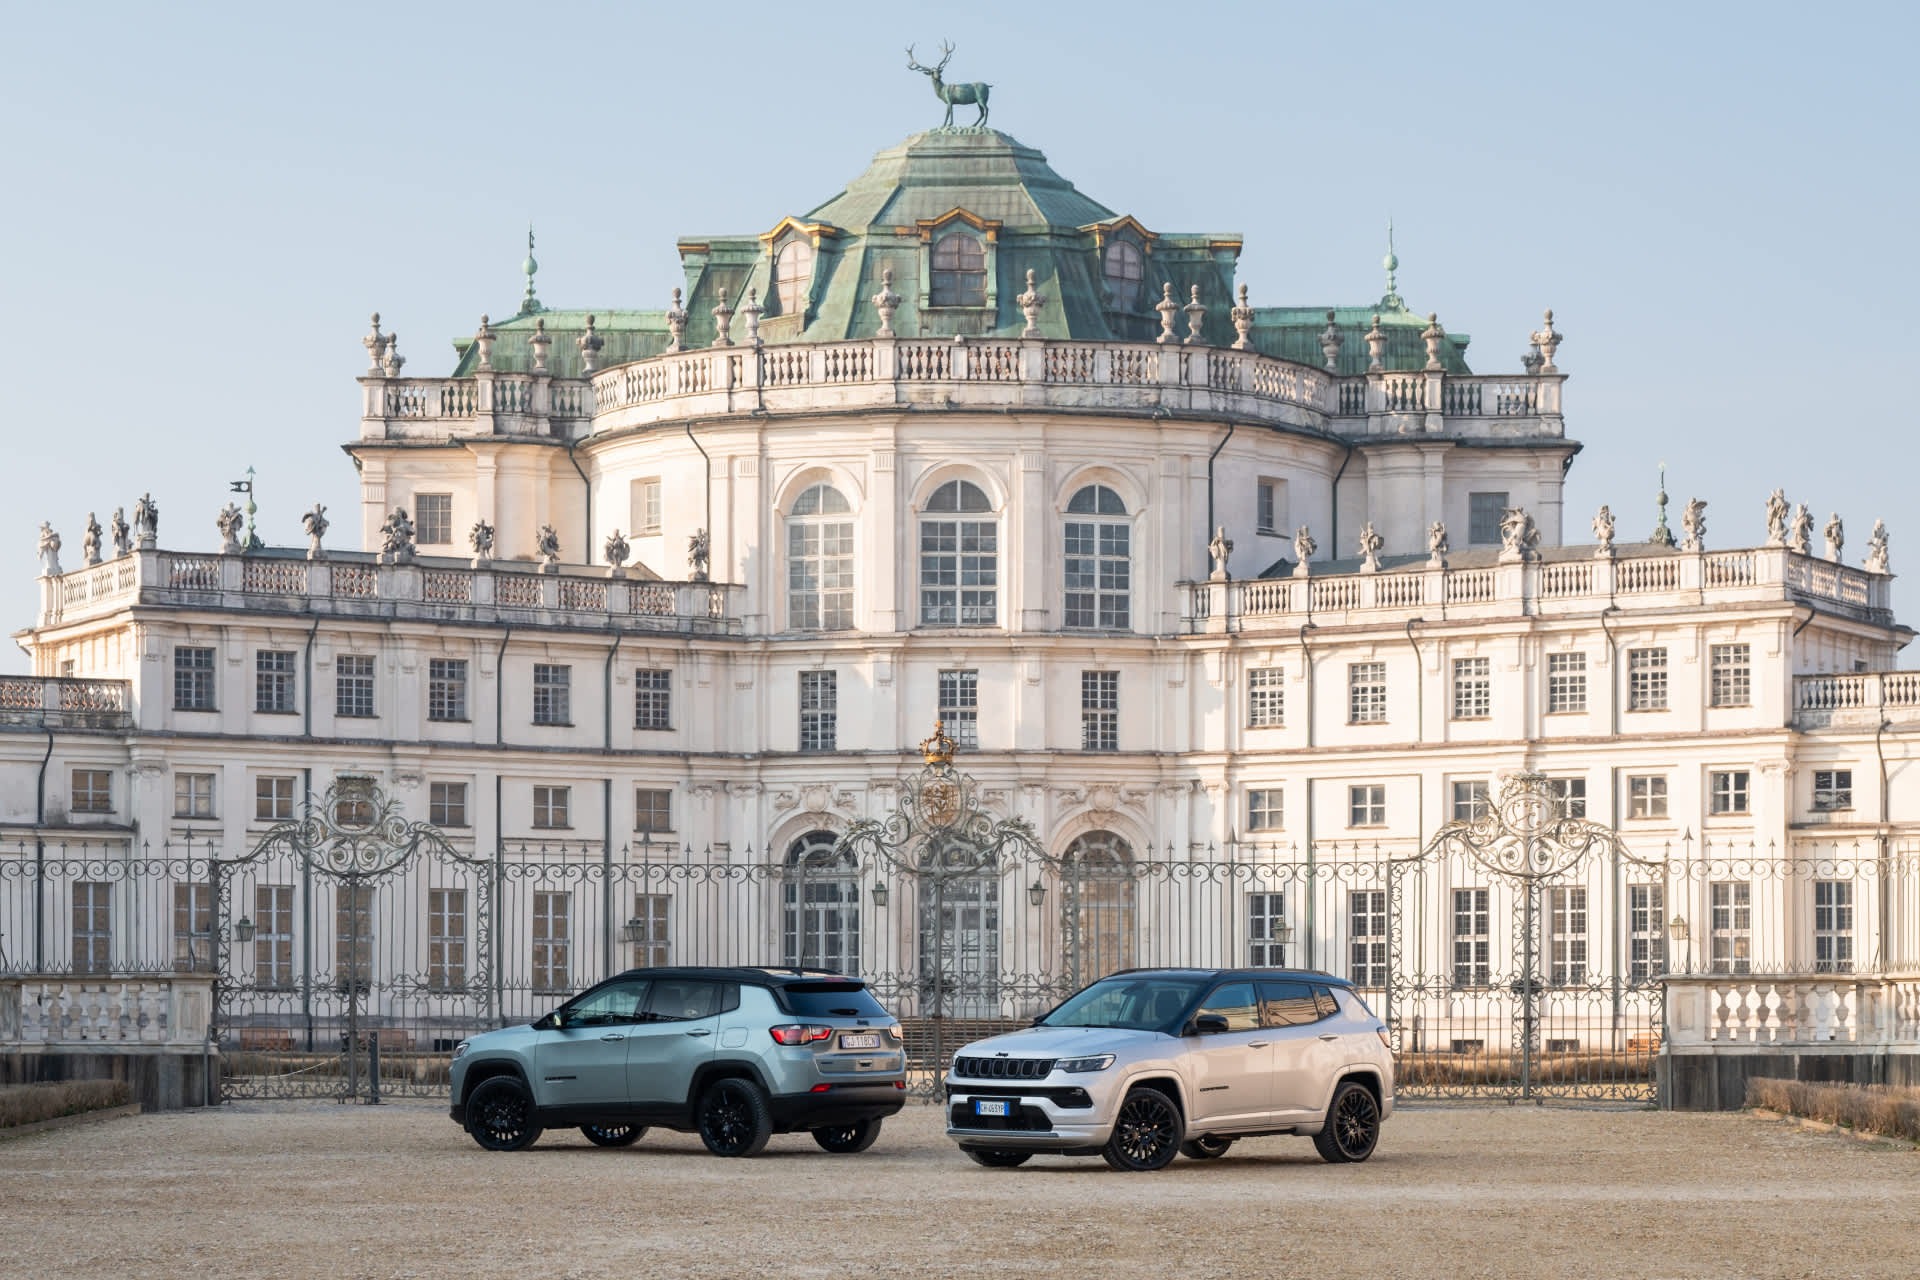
7;123;1917;1105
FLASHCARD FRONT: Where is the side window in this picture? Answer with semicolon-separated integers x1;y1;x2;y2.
1312;985;1341;1019
646;978;721;1022
1259;980;1324;1027
562;978;650;1027
1193;981;1260;1032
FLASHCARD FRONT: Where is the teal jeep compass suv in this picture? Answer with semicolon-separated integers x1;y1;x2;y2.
449;967;908;1156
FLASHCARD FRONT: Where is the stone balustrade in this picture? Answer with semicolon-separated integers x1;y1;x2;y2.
1664;973;1920;1048
1187;545;1892;632
0;974;213;1048
0;675;132;730
1794;670;1920;727
354;336;1564;442
36;549;743;635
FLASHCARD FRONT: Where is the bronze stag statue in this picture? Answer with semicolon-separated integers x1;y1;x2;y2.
907;41;990;129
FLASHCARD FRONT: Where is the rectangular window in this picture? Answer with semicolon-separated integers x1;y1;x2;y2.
1812;769;1853;812
1628;884;1666;983
919;517;998;626
938;670;980;750
1348;662;1387;724
532;785;571;829
1257;479;1286;535
1548;887;1588;985
532;664;571;726
1452;888;1490;987
1710;770;1751;816
72;882;111;973
1248;892;1287;967
334;884;373;989
634;668;672;731
255;884;294;989
1710;643;1751;708
174;646;216;711
1063;520;1130;630
1451;780;1490;823
1081;671;1119;752
1627;647;1668;711
1709;881;1752;974
255;776;296;822
1814;880;1854;974
1627;775;1668;820
428;659;468;722
70;769;111;814
256;650;296;714
173;883;213;973
1349;783;1386;827
175;772;215;819
1547;652;1587;714
428;888;466;990
430;781;469;828
635;788;673;834
335;654;376;718
1468;492;1509;546
1248;788;1283;832
1247;667;1284;728
416;493;453;545
787;519;855;631
1349;890;1387;987
1451;657;1491;720
532;891;571;994
1547;777;1588;819
633;478;662;536
630;893;671;968
799;671;837;752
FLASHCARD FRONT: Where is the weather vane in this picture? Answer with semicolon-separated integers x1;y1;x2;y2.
228;466;262;550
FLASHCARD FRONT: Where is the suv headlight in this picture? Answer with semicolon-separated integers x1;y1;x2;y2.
452;1040;470;1061
1056;1054;1115;1073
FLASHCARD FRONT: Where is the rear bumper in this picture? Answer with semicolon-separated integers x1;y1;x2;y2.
768;1083;906;1131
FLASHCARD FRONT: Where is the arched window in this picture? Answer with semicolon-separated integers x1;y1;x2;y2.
919;479;997;627
788;484;853;631
1063;832;1136;984
783;831;859;974
1064;484;1130;630
931;233;987;307
774;239;812;316
1103;241;1144;312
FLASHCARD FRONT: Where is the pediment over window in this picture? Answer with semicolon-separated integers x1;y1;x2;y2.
756;217;842;249
1081;215;1160;250
915;208;1003;243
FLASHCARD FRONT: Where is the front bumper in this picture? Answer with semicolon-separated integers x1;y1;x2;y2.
448;1103;466;1125
943;1082;1116;1149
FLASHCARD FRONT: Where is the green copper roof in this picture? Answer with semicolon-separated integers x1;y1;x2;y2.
801;128;1117;230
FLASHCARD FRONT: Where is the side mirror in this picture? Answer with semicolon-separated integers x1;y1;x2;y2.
1190;1013;1230;1036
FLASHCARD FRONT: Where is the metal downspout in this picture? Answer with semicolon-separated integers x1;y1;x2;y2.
1405;618;1424;742
567;440;592;564
34;727;52;971
1876;717;1892;971
686;422;712;558
1206;422;1235;566
494;625;514;747
1598;605;1619;738
1300;622;1316;969
1328;442;1356;564
301;615;321;738
603;631;623;751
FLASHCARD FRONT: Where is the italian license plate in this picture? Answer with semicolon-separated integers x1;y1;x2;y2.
839;1033;880;1049
973;1099;1010;1118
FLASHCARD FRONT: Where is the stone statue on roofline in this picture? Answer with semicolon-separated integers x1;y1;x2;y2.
1824;512;1844;562
216;503;245;555
110;508;131;558
605;528;631;579
1427;521;1448;567
1498;507;1539;563
1207;526;1233;581
1788;503;1813;554
688;528;711;583
303;504;330;560
1357;522;1383;573
469;519;495;567
1592;505;1615;557
132;493;159;549
1865;520;1891;574
379;507;415;564
82;513;103;567
36;522;61;577
1679;498;1707;552
1764;488;1790;546
535;524;562;573
1291;525;1316;577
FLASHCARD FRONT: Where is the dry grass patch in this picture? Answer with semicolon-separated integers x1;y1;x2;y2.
0;1080;130;1129
1747;1077;1920;1143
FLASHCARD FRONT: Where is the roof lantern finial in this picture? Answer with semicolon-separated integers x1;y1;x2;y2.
1382;218;1404;311
1649;462;1675;547
520;225;542;315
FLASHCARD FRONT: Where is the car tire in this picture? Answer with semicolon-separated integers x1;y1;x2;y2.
1101;1086;1182;1172
962;1147;1032;1168
1179;1134;1234;1160
580;1124;646;1147
1312;1080;1382;1164
811;1118;882;1153
696;1078;773;1158
466;1076;543;1152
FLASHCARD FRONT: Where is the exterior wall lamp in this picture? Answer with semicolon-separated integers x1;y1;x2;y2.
870;882;890;908
231;916;256;944
1027;880;1046;907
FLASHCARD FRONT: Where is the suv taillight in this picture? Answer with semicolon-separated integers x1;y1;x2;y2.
770;1024;835;1045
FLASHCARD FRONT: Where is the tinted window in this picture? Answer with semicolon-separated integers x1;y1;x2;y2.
1260;980;1323;1027
1194;981;1260;1032
1313;985;1341;1019
1042;976;1205;1031
562;978;649;1027
777;982;889;1018
646;978;722;1022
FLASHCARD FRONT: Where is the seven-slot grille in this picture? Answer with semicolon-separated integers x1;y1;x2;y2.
953;1055;1057;1080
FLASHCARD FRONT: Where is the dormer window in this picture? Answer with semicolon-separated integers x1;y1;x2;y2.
931;233;986;307
774;239;813;316
1103;240;1144;312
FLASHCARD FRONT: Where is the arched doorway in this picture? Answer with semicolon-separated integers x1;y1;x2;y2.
1062;832;1136;986
917;852;1001;1019
782;831;860;974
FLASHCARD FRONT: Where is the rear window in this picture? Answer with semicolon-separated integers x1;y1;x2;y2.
776;981;890;1018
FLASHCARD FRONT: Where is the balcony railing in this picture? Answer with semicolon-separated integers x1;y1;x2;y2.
1793;671;1920;726
0;676;132;730
1664;974;1920;1048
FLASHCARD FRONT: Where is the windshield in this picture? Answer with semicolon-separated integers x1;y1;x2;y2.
1039;976;1205;1032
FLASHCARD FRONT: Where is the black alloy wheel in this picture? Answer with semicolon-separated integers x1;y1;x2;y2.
1101;1087;1181;1172
962;1147;1032;1168
697;1078;773;1158
812;1118;883;1153
1312;1081;1381;1164
466;1077;543;1152
580;1124;646;1147
1179;1134;1235;1160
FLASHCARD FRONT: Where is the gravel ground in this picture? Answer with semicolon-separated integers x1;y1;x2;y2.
3;1101;1917;1279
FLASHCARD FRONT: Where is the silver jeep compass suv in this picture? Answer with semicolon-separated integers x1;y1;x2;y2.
450;967;907;1156
945;968;1392;1171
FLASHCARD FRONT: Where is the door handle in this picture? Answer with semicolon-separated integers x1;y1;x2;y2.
684;1028;713;1037
1318;1033;1340;1041
1247;1041;1271;1049
599;1033;625;1042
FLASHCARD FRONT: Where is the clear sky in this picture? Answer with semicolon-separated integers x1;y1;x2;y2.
3;1;1915;670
